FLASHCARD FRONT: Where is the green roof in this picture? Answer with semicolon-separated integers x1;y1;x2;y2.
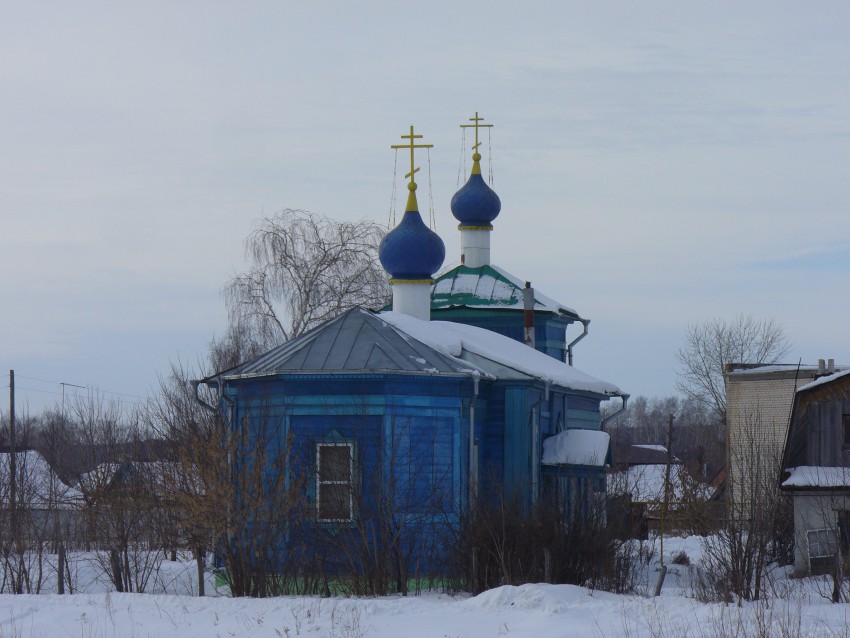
431;264;581;320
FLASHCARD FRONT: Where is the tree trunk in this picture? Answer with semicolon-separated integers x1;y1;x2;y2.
110;549;124;593
195;547;205;597
57;544;65;595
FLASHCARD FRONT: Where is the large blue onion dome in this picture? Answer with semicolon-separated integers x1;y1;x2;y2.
380;183;445;280
451;152;501;228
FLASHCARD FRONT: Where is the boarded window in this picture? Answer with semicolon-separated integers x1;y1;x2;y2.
843;415;850;451
317;444;353;521
839;511;850;551
808;528;838;575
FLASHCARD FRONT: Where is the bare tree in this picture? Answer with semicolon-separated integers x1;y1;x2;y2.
207;321;266;374
149;364;308;597
675;315;790;423
69;395;168;593
224;209;390;353
0;413;83;594
453;486;637;595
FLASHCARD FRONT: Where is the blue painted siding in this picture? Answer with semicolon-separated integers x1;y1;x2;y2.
223;373;470;574
221;364;612;575
503;387;531;506
565;393;601;430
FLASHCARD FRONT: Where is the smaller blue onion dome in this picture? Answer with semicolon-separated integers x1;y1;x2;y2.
380;183;445;280
451;153;501;228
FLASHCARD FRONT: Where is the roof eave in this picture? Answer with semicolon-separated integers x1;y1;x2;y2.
219;368;488;383
780;484;850;493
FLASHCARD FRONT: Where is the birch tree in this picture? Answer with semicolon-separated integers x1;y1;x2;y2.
224;209;389;355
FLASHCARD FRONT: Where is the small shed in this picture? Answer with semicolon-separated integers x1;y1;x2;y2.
0;450;83;543
780;368;850;574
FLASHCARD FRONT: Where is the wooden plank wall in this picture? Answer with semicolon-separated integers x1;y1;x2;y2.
806;400;844;466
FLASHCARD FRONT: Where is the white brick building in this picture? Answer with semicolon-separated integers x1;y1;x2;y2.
725;363;834;513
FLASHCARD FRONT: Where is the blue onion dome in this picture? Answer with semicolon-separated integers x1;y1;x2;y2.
450;152;501;228
380;182;445;280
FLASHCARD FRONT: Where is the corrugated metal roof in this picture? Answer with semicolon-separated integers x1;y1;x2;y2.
431;264;580;319
222;307;476;378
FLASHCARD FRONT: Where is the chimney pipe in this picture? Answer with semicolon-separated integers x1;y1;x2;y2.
523;281;535;349
828;358;835;374
818;359;826;375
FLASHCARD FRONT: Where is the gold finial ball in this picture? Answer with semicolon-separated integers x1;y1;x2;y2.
472;152;481;162
408;182;417;191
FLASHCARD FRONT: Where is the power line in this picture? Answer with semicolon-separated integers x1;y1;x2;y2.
10;373;146;401
16;374;63;385
12;384;145;406
15;385;63;396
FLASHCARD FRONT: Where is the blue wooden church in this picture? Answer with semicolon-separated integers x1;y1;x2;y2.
201;117;625;582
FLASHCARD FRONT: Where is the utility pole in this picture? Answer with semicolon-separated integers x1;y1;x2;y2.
9;369;21;594
9;370;16;523
654;413;674;597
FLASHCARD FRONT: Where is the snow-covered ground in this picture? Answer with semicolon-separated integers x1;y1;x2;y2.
3;537;850;637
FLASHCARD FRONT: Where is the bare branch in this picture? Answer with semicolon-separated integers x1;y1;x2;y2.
675;314;791;422
223;209;390;359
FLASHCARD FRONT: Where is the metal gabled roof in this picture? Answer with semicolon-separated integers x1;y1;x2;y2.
431;264;581;320
219;307;476;379
380;312;621;396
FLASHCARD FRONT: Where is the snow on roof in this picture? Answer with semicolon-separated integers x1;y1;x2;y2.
782;466;850;488
379;312;622;396
541;429;609;466
78;460;204;497
431;264;580;318
634;444;667;454
727;363;848;379
729;364;816;375
608;464;708;504
797;368;850;393
0;451;83;509
490;265;579;317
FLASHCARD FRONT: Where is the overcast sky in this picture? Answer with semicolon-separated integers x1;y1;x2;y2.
2;1;849;414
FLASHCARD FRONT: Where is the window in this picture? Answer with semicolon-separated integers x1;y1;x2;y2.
317;443;353;522
808;528;838;575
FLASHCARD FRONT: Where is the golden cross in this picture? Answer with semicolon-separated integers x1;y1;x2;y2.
391;125;433;184
460;111;493;153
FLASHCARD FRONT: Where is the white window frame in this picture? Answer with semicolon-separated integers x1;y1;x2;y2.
808;527;838;573
316;443;354;522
